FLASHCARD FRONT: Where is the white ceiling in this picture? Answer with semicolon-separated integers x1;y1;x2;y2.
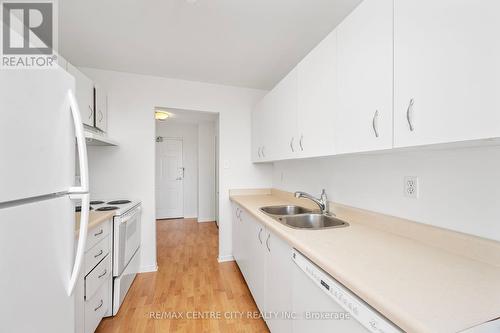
59;0;362;89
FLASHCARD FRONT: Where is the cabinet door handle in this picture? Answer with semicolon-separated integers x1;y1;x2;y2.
406;98;415;131
88;105;93;120
257;147;262;158
299;135;304;151
266;234;270;252
94;300;104;311
98;110;103;122
98;269;107;279
261;146;265;158
236;208;241;219
290;137;295;152
372;110;379;138
94;249;104;258
258;228;263;244
94;229;103;237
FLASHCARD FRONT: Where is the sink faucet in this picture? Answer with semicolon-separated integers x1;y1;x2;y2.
294;189;330;215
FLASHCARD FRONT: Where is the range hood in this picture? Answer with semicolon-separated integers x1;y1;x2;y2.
84;130;118;146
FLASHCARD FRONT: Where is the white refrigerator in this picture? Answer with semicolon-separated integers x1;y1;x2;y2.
0;66;90;333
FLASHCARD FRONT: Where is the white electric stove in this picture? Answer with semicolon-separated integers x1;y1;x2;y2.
90;199;142;315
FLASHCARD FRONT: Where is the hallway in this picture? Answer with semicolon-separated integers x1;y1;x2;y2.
96;219;269;333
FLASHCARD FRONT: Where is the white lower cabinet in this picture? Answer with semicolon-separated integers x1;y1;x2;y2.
263;229;293;333
232;205;293;333
247;216;267;311
75;219;113;333
84;278;111;333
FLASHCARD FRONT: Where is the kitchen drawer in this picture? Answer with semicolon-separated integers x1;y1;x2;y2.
84;234;110;276
86;220;110;250
84;277;109;333
85;254;111;300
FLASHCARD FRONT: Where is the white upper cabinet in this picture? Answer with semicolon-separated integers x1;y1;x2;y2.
252;0;500;162
297;30;338;158
394;0;500;147
94;85;108;132
67;63;94;127
252;95;271;162
335;0;393;154
269;68;299;160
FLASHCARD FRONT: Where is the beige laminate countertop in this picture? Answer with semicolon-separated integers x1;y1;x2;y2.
75;210;114;233
230;191;500;333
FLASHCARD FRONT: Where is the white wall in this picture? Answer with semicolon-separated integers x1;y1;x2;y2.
84;68;273;271
198;121;216;222
273;146;500;242
155;122;199;219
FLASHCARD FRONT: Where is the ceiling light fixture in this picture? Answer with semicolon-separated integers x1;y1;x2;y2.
155;110;169;121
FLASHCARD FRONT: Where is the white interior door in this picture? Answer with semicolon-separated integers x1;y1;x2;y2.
156;138;184;219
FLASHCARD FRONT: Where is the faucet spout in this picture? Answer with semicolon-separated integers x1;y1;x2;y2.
294;189;330;215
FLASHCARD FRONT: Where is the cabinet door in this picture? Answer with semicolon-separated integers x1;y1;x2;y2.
232;205;243;267
94;85;107;132
235;206;250;280
268;68;299;160
394;0;500;147
264;231;293;333
67;63;94;127
246;216;266;311
335;0;393;153
297;30;337;158
251;98;268;162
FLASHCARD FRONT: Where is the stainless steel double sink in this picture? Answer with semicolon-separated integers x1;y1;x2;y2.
260;205;349;230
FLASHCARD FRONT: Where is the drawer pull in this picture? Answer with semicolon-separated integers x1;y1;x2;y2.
94;300;103;311
98;269;107;279
94;229;104;237
94;250;104;258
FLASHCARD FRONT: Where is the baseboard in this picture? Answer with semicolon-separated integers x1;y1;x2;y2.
184;215;197;219
198;217;215;223
217;255;235;263
139;263;158;273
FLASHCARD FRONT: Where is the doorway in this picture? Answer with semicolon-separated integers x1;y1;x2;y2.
155;108;219;223
156;138;184;219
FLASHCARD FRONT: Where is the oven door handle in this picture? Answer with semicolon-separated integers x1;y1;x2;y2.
118;206;141;224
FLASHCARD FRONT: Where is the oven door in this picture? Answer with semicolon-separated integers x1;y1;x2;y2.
113;205;141;277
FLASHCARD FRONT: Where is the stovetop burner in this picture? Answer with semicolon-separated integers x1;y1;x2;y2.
75;206;94;212
90;200;105;205
107;200;131;205
96;206;119;211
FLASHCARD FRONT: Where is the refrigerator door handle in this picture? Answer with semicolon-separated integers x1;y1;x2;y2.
67;193;89;295
67;90;89;194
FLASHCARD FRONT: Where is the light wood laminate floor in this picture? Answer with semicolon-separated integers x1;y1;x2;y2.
96;218;269;333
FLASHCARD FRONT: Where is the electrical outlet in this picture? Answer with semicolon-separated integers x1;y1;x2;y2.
404;176;419;199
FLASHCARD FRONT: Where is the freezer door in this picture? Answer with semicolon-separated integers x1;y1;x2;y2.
0;68;76;203
0;196;76;332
